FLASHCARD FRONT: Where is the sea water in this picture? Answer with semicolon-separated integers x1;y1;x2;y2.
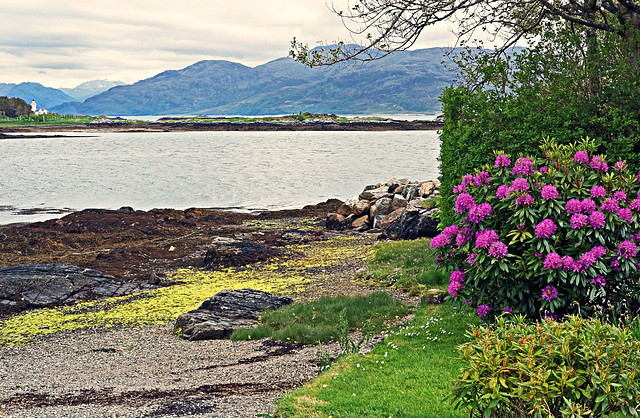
0;130;440;224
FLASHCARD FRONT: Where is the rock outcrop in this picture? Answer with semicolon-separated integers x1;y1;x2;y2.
0;263;158;313
174;289;293;341
327;178;440;239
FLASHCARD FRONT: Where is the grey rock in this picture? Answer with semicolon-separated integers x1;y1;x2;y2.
391;194;408;211
0;263;158;311
352;200;370;217
370;197;393;218
174;288;293;341
379;207;439;240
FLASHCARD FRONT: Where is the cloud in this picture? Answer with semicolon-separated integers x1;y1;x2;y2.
0;0;459;88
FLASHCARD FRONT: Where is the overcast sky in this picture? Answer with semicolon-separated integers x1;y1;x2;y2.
0;1;460;88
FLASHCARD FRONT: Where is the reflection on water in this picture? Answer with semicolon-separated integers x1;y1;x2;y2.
0;130;440;224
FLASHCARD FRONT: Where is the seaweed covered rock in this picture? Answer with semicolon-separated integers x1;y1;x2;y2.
202;237;283;268
174;288;293;341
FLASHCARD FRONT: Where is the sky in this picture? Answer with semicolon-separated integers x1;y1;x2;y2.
0;1;460;88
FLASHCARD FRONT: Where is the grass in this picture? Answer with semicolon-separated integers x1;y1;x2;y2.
230;292;411;344
356;238;449;295
275;302;480;417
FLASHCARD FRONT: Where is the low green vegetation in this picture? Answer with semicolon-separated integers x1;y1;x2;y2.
231;292;411;344
275;302;480;417
0;114;99;127
356;238;448;295
453;314;640;417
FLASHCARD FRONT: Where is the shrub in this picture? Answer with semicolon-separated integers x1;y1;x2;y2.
431;138;640;319
451;315;640;417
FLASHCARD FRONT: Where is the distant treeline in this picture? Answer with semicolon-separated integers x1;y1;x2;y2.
0;96;31;118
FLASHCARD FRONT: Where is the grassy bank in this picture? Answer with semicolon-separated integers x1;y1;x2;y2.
275;302;479;417
273;238;481;417
0;114;100;127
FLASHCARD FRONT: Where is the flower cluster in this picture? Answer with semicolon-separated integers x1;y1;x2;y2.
535;219;556;238
512;157;535;176
433;141;640;320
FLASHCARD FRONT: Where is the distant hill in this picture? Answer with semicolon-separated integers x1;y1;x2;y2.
0;82;75;110
60;80;126;102
52;48;455;116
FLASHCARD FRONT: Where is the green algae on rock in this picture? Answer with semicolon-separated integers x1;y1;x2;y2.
0;237;370;346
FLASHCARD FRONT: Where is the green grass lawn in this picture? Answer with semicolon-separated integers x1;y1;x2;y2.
274;238;481;417
275;302;480;417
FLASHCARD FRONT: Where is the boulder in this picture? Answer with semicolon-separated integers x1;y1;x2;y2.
352;200;370;217
344;194;360;208
359;187;390;201
174;289;293;340
370;197;393;218
336;203;352;216
0;263;157;312
202;237;283;268
351;215;369;231
379;207;439;240
402;184;420;201
326;213;349;230
380;208;404;230
419;181;437;198
391;194;408;211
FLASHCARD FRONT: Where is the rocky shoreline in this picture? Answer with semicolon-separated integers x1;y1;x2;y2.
0;118;442;136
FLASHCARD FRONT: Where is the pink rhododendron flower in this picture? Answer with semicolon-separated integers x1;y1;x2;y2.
570;213;588;229
573;150;589;164
614;161;627;172
535;219;557;238
590;156;609;172
496;185;510;199
541;285;559;301
543;253;563;270
590;185;606;198
488;241;508;258
588;211;606;229
468;203;493;224
566;199;583;214
591;275;606;287
454;192;476;214
581;198;596;214
477;304;491;318
512;157;535;176
509;177;530;192
540;185;559;200
495;154;511;168
617;207;632;222
614;190;627;202
475;229;499;249
618;240;638;259
601;197;620;213
515;193;533;207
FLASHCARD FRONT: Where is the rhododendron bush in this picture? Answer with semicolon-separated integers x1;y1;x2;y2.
431;138;640;319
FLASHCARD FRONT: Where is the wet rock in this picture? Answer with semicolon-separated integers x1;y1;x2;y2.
0;263;158;313
174;289;293;340
379;207;439;240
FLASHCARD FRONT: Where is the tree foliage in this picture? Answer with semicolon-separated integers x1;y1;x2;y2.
0;96;31;118
290;0;640;70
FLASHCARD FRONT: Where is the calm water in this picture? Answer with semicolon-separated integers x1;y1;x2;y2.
0;130;440;224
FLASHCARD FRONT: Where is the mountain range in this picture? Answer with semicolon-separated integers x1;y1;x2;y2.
11;48;457;116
